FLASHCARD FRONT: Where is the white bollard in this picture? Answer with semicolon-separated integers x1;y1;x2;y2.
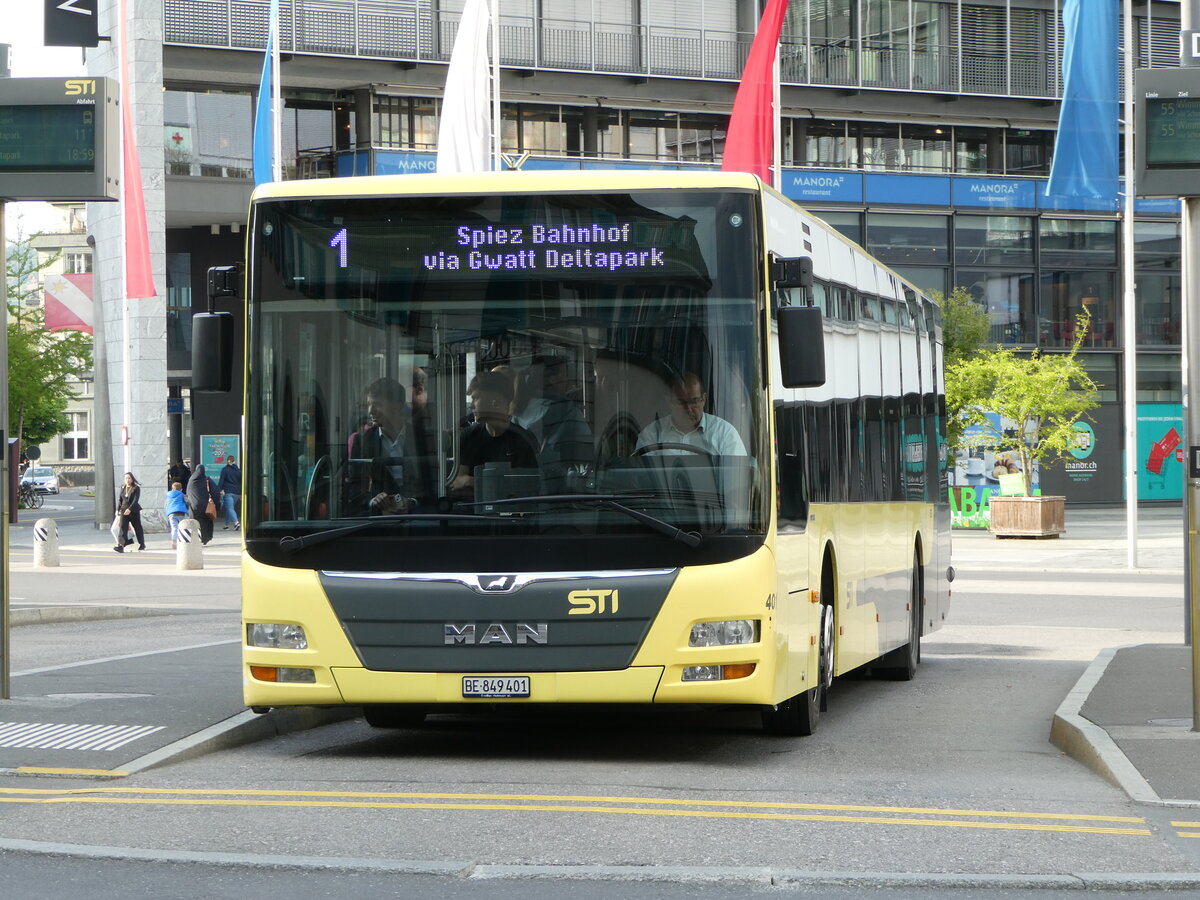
32;518;60;567
176;518;204;570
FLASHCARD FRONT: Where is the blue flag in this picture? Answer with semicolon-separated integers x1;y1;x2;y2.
252;0;279;185
1044;0;1118;201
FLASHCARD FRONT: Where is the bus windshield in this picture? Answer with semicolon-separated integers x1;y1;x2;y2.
246;188;767;571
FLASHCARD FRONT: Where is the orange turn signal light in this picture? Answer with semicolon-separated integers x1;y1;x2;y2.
721;664;756;680
250;665;278;682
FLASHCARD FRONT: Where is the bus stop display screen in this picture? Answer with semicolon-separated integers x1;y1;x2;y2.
0;104;96;172
1144;97;1200;167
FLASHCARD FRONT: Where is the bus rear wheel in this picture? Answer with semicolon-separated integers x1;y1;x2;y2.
761;603;832;737
363;705;427;729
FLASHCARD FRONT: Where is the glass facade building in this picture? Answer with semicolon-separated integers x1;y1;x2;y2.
160;0;1186;503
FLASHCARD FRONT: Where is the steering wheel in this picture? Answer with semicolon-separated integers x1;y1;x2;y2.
633;442;713;458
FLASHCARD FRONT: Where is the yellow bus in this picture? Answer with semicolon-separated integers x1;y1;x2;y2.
209;170;950;736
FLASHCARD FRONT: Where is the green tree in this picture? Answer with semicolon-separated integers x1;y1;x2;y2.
6;233;94;453
935;286;993;454
945;312;1098;497
936;285;991;367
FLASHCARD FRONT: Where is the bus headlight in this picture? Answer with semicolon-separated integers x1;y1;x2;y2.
689;620;758;647
248;623;309;649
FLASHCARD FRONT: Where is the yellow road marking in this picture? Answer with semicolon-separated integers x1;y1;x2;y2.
0;787;1147;823
14;767;129;777
1172;820;1200;828
1176;833;1200;839
0;794;1151;836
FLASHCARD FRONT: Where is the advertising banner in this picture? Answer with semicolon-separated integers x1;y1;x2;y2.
1136;403;1184;501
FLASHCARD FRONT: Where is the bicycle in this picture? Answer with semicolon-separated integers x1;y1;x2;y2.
18;482;43;509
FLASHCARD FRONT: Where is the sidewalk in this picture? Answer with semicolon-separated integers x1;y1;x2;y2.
955;504;1199;807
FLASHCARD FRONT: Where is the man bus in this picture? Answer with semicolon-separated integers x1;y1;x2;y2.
199;170;950;736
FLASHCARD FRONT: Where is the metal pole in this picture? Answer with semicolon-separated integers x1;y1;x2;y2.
1;200;9;700
1;54;11;699
1123;0;1138;568
1181;0;1200;731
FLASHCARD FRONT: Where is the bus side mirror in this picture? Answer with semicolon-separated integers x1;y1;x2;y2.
777;306;826;388
192;312;234;392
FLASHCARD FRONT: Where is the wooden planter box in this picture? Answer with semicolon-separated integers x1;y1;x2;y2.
989;495;1065;539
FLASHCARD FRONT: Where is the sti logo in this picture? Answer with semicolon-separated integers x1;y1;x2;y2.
568;589;620;615
65;80;97;96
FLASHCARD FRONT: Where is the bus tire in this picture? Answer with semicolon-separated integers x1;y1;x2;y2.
761;601;832;737
872;550;922;681
363;705;427;729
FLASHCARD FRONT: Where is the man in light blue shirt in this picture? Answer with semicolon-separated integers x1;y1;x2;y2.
635;372;747;457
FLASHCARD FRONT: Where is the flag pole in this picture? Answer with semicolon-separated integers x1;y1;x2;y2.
1121;0;1137;567
772;35;782;190
117;0;132;475
271;0;282;182
492;0;501;170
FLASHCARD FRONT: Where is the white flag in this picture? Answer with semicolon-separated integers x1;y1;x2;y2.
436;0;493;174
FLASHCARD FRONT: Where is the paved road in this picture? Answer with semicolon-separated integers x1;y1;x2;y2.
0;501;1196;891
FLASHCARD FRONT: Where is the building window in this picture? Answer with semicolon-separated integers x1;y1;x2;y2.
1039;271;1117;350
62;412;89;460
1135;221;1181;347
166;252;193;354
63;252;92;274
164;89;253;178
866;213;949;266
954;216;1034;267
958;269;1036;345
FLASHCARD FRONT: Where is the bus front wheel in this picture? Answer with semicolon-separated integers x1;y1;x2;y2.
761;603;832;737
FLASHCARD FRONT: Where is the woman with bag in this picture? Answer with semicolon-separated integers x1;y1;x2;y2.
186;464;218;546
113;472;146;552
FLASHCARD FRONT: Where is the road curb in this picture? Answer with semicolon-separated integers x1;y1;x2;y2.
117;706;360;776
0;840;1197;891
1049;646;1162;804
9;606;177;627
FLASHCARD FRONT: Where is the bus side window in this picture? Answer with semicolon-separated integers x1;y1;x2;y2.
775;401;808;523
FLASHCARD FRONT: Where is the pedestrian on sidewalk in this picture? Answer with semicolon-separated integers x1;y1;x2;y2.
186;464;217;546
217;455;242;531
114;472;146;552
165;480;188;549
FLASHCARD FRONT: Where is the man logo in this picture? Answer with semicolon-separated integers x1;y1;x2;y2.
64;79;97;96
476;575;516;592
444;623;548;645
567;589;619;615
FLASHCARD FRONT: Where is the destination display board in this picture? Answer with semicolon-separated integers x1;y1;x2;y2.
0;77;117;201
1135;67;1200;198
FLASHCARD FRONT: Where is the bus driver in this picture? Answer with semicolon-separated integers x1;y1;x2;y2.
635;371;747;457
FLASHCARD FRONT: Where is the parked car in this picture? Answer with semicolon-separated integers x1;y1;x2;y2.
20;466;60;494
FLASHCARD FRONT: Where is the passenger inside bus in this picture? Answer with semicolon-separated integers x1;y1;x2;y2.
450;370;540;500
635;372;747;457
511;356;592;482
344;376;426;514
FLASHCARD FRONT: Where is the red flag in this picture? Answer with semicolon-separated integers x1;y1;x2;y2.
44;273;94;335
119;0;156;299
722;0;790;182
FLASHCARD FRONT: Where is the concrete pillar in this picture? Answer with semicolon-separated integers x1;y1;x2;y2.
32;518;59;568
87;0;170;535
176;518;203;570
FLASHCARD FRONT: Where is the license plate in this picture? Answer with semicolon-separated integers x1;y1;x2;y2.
462;676;530;699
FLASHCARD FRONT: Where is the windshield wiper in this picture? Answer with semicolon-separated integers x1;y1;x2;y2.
459;493;703;548
278;513;501;555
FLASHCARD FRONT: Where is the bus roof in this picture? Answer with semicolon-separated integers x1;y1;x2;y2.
251;169;765;202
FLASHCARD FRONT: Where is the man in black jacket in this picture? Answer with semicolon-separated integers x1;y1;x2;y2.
217;456;242;530
347;376;426;514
